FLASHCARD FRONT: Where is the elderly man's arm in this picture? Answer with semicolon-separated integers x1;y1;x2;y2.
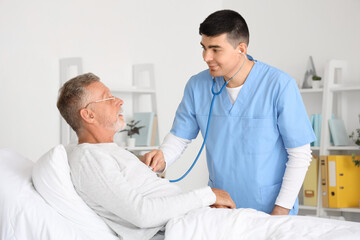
75;148;234;229
143;133;191;172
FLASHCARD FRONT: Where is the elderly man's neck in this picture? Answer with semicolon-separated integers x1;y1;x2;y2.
77;128;115;144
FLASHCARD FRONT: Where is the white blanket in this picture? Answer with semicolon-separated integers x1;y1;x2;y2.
2;148;360;240
165;207;360;240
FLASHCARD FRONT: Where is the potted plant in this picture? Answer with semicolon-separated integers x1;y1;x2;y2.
312;75;321;89
349;114;360;167
119;120;144;147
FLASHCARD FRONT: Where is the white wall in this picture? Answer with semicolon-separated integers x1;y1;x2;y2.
1;0;359;192
224;0;360;83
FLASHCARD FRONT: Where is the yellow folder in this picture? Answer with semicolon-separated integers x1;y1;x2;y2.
328;155;360;208
320;155;329;208
303;156;319;206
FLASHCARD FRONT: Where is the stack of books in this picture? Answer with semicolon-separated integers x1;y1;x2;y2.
328;119;350;146
310;114;322;147
133;112;159;146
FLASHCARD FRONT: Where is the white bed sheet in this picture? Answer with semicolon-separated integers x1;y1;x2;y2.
165;207;360;240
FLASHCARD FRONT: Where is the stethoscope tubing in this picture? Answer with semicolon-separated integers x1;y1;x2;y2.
169;53;247;183
169;80;225;183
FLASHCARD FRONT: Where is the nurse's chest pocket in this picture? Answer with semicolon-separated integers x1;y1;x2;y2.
239;118;279;154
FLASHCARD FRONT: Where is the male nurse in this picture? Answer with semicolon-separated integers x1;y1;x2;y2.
143;9;316;215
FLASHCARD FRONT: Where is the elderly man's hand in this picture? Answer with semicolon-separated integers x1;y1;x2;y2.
210;188;236;209
270;205;290;215
142;149;166;172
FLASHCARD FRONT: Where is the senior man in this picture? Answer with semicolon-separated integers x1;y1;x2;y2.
57;73;235;240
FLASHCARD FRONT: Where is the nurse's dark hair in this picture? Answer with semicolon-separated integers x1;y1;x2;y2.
199;9;249;47
57;73;100;133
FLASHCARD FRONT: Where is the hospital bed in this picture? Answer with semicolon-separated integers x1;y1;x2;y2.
1;146;360;240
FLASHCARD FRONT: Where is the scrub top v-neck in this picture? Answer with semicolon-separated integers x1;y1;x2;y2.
170;58;316;214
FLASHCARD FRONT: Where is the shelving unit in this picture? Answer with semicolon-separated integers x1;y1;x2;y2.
113;64;159;154
299;60;360;221
311;146;320;151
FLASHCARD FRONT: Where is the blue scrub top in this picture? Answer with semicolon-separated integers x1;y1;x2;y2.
170;58;316;215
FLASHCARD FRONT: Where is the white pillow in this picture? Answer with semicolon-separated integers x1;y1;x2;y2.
32;145;118;240
0;149;83;240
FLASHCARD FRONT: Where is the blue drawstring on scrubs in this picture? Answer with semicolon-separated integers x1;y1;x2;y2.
169;53;247;183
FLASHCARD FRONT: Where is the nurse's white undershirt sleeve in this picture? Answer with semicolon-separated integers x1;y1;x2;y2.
275;143;312;210
159;132;191;171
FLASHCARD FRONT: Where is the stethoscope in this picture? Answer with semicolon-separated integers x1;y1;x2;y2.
169;52;247;183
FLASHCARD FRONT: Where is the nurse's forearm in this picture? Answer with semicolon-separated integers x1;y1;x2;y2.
271;205;290;215
275;144;312;210
159;132;191;170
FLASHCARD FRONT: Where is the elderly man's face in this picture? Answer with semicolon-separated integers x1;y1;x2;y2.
85;82;125;132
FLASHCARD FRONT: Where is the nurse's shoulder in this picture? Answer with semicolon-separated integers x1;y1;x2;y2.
188;69;213;85
183;69;213;92
255;61;296;90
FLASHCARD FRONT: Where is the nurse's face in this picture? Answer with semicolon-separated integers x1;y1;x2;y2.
201;33;244;80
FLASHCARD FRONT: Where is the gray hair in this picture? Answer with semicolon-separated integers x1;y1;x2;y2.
57;73;100;132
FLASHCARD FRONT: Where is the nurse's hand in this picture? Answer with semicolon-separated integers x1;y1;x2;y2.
270;205;290;215
142;150;166;172
211;188;236;209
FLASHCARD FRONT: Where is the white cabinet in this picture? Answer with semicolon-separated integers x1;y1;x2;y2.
299;60;360;221
112;64;159;154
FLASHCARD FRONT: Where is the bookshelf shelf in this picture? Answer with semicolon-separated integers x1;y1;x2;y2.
311;146;320;151
299;205;317;211
299;88;323;94
323;208;360;213
327;146;360;151
330;85;360;92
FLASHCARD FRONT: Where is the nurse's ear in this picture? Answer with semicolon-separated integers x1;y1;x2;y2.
237;42;248;55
